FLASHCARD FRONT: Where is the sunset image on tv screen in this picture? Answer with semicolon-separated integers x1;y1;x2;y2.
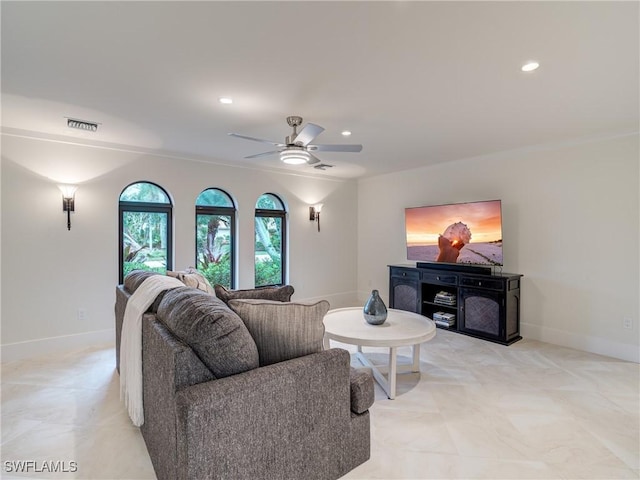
405;200;503;266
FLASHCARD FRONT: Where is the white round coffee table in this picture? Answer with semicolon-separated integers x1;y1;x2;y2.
323;307;436;399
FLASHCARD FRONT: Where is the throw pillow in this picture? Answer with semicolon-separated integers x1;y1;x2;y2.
157;286;259;378
167;268;216;296
214;284;294;304
228;298;330;366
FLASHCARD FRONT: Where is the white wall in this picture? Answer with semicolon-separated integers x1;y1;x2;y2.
3;132;638;363
1;134;358;360
357;134;639;362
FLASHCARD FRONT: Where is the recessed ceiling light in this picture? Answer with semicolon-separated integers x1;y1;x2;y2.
341;130;352;137
219;97;233;104
521;61;540;72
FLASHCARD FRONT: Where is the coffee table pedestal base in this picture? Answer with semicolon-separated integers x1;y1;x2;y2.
323;307;436;400
355;344;421;400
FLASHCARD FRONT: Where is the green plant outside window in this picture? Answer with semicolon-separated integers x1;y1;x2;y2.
119;182;172;283
196;189;235;288
255;193;286;287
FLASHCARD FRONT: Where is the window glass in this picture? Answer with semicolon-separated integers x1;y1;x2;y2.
196;189;235;288
256;193;283;210
120;182;170;203
196;189;234;207
119;182;172;282
255;193;286;287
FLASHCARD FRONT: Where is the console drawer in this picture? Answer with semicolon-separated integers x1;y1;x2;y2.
391;268;420;280
422;273;457;286
459;277;503;290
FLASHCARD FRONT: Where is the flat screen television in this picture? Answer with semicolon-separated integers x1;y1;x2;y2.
405;199;503;266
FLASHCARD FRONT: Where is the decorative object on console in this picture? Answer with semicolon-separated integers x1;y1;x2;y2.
363;289;388;325
309;203;323;232
58;184;77;231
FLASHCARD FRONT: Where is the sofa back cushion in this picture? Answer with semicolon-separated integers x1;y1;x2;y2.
228;299;329;366
214;284;294;304
123;270;169;312
124;270;160;293
157;287;259;378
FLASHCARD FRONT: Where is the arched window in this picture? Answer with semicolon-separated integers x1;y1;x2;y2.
255;193;287;287
195;188;236;288
119;181;173;283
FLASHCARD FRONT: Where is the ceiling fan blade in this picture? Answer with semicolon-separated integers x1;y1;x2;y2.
307;153;321;165
228;133;285;147
244;150;280;159
313;163;334;170
308;144;363;153
294;123;324;146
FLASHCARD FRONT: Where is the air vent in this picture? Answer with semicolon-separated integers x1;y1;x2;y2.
67;118;98;132
313;163;334;170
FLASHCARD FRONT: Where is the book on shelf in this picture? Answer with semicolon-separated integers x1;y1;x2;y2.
433;311;455;323
434;320;454;328
434;291;456;306
434;300;456;306
433;311;456;326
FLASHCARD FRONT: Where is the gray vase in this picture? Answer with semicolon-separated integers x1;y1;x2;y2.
363;289;388;325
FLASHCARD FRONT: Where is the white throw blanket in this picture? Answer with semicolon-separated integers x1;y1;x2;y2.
120;275;184;426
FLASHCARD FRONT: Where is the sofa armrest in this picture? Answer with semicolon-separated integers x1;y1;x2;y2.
350;367;375;413
174;348;363;480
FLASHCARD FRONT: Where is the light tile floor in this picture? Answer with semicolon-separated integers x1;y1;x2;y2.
1;330;638;479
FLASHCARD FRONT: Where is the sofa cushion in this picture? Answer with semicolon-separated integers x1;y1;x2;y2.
167;268;216;295
214;284;294;305
228;299;329;366
157;287;259;378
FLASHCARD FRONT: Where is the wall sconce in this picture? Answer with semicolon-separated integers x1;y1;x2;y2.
58;184;77;231
309;203;323;232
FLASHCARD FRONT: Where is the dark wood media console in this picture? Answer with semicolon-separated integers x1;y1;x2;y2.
389;264;523;345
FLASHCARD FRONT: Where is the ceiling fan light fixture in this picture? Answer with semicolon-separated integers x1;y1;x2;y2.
280;148;310;165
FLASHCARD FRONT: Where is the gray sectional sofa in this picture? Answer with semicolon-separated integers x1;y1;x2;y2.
115;271;374;480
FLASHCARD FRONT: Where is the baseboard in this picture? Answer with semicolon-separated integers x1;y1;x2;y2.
1;329;115;363
521;322;639;363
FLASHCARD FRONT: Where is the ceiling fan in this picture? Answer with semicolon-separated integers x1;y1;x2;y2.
228;116;362;166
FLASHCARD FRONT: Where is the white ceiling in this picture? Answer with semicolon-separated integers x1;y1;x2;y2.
1;1;638;179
